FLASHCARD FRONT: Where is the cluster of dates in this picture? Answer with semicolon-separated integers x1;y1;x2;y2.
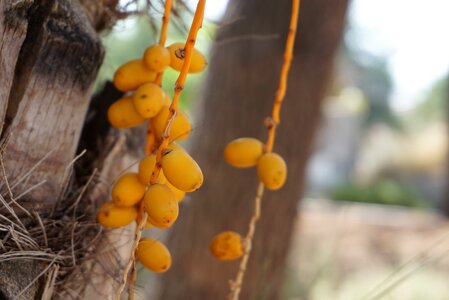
97;43;207;273
210;138;287;260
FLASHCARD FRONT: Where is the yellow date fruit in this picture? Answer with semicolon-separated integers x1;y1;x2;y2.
138;154;158;185
161;149;203;192
113;59;156;92
138;154;185;201
162;91;171;106
143;184;179;228
112;173;146;207
143;44;171;73
159;172;186;202
97;200;137;228
167;43;207;73
137;238;172;272
210;231;244;261
257;153;287;190
133;83;166;118
107;97;146;129
151;105;191;141
224;137;263;168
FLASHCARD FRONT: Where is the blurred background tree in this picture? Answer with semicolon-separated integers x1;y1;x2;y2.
157;0;349;299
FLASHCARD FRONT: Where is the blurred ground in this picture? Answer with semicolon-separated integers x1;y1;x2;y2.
284;199;449;300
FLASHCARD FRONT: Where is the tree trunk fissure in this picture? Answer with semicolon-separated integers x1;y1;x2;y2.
0;0;103;210
1;0;54;139
0;0;31;135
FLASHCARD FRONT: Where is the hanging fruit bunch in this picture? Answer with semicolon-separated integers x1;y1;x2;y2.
208;0;300;299
95;0;207;298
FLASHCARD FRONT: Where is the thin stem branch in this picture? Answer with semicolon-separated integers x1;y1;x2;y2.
145;0;174;155
150;0;206;184
114;212;148;300
128;257;137;300
127;200;146;299
155;0;174;86
265;0;300;153
227;0;301;299
227;182;265;300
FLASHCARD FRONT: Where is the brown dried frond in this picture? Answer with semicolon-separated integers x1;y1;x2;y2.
0;149;119;299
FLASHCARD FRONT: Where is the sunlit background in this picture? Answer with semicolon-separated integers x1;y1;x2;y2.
98;0;449;299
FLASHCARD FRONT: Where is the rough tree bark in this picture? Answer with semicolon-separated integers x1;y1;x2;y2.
160;0;348;299
0;0;102;298
1;0;102;206
0;1;136;299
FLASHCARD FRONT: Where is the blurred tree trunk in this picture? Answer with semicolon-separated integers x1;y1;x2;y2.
160;0;348;299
